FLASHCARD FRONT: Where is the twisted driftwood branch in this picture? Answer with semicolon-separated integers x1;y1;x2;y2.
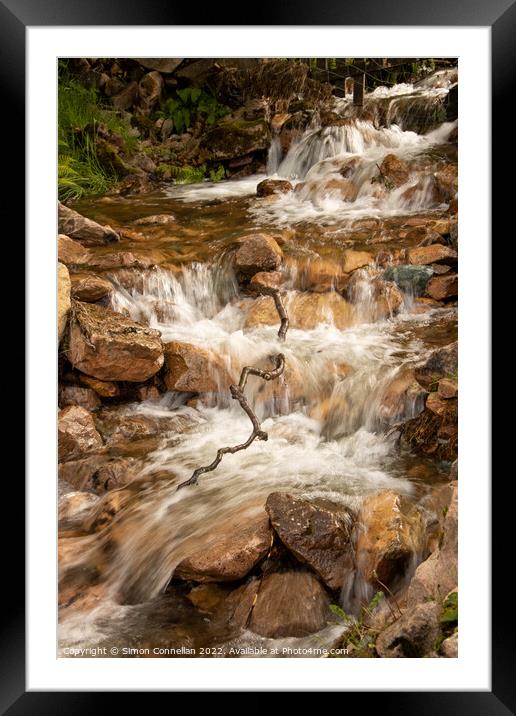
177;287;289;490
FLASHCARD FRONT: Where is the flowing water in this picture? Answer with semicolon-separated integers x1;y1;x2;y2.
60;75;457;657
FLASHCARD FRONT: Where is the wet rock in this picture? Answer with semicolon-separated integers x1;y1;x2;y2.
434;164;458;201
59;491;100;524
202;118;271;161
58;235;91;266
248;571;330;638
58;455;137;493
233;233;283;280
187;584;232;613
378;369;426;422
355;491;424;589
133;214;176;226
58;202;120;246
437;378;459;400
400;176;443;207
342;249;374;274
320;178;357;201
407;244;457;267
250;271;284;291
68;301;164;382
256;179;293;197
163;341;231;393
136;58;183;73
414;341;457;391
78;375;120;398
245;291;354;331
95;408;191;447
382;264;433;296
58;406;103;462
70;273;113;302
440;630;458;657
426;274;458;301
58;262;71;342
138;71;164;112
376;601;441;658
136;384;161;401
265;492;354;591
401;403;458;461
426;392;448;417
379;153;410;187
293;258;345;293
59;385;101;411
86;251;156;271
174;512;272;582
407;483;458;607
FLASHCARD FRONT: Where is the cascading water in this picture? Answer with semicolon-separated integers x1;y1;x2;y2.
60;72;457;657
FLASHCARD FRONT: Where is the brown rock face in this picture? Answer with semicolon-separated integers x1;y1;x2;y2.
250;271;284;291
414;341;458;390
86;252;156;271
342;249;374;273
245;291;354;331
70;273;113;302
59;385;101;411
426;274;458;300
58;235;91;266
438;377;458;399
256;179;293;197
58;262;71;342
408;244;457;267
234;234;283;280
164;341;230;393
133;214;176;226
174;513;272;582
78;375;120;398
266;492;354;591
248;571;330;638
320;178;357;201
355;492;424;589
68;301;164;382
379;154;410;187
58;455;136;494
375;601;441;658
407;482;458;607
58;406;103;462
58;203;119;246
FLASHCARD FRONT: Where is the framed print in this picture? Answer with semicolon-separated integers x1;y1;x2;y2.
3;0;510;708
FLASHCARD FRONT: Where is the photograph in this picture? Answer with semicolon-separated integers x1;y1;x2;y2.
56;56;459;660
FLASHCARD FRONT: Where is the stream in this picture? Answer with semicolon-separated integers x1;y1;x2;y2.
59;73;458;658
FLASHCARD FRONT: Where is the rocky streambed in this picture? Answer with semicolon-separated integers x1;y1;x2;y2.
57;88;458;658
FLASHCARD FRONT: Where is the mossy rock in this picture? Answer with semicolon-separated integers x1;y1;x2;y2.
382;264;434;296
201;118;271;161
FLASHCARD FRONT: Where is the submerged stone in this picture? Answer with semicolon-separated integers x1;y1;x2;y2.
382;264;434;296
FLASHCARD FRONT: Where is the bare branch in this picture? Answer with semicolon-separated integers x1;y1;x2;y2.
176;286;289;490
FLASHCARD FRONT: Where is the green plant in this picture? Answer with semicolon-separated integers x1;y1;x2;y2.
158;88;229;134
329;591;385;656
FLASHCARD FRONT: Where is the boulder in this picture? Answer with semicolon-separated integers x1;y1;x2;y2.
245;291;354;331
174;512;272;582
59;385;101;411
320;178;357;201
342;249;374;273
414;341;457;390
434;164;458;201
70;273;113;302
133;214;176;226
111;81;139;111
248;571;330;638
85;251;155;271
58;203;120;246
136;58;183;73
407;483;458;607
265;492;354;591
438;378;458;399
58;262;71;342
426;392;448;417
250;271;284;291
68;301;164;382
440;630;458;657
379;154;410;187
58;455;137;494
426;274;458;301
58;234;91;266
407;244;457;267
78;375;120;398
163;341;231;393
138;71;164;112
382;264;434;296
58;406;103;462
376;601;441;658
233;233;283;280
355;491;424;589
256;179;293;197
202;118;271;161
95;408;191;447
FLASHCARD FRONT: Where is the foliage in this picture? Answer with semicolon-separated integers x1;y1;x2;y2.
58;73;137;200
158;88;229;134
329;591;385;656
440;591;458;625
164;162;226;185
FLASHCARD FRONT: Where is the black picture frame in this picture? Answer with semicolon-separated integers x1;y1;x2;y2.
5;0;509;709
